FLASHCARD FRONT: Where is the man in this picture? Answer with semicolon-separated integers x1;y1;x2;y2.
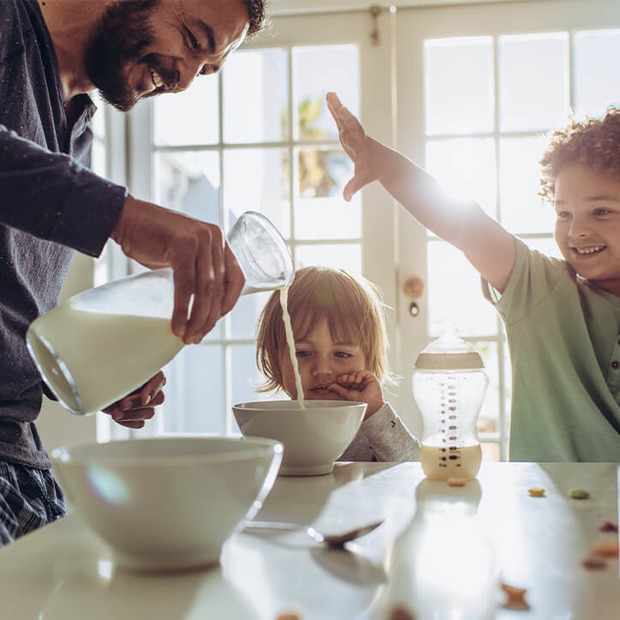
0;0;267;545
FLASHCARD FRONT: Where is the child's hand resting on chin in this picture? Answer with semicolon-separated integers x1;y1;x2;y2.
328;370;385;419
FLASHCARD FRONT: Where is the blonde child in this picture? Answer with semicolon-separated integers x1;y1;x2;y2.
327;92;620;462
256;266;421;462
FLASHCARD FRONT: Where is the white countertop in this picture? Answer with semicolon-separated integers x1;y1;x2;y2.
0;462;617;619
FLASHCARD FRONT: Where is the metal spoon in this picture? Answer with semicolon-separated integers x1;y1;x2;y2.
242;519;384;547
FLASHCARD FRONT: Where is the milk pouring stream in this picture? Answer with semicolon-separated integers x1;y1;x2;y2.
27;211;294;415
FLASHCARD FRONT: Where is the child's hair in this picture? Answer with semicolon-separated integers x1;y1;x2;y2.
256;266;389;393
539;106;620;204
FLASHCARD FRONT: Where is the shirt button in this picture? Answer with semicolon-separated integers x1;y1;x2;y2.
613;361;619;369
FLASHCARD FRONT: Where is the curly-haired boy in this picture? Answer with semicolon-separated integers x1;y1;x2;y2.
327;93;620;462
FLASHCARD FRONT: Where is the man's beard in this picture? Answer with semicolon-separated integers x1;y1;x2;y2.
84;0;160;111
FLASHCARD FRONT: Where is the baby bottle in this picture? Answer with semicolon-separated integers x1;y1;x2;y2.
413;332;487;480
26;211;294;416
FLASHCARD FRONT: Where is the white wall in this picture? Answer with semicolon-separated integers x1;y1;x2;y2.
36;254;98;451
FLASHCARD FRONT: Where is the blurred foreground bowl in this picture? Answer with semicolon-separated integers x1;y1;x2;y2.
51;436;282;571
232;400;366;476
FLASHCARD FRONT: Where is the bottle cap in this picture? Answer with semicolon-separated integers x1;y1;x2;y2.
414;333;484;370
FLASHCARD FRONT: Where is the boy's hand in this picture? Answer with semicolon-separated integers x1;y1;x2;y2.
102;371;166;429
326;92;383;202
328;370;385;420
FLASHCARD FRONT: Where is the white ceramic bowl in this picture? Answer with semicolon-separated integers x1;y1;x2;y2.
232;400;367;476
51;436;283;571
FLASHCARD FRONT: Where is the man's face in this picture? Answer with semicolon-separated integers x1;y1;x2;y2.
85;0;249;111
554;163;620;295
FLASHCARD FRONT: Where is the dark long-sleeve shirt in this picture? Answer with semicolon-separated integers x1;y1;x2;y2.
0;0;127;467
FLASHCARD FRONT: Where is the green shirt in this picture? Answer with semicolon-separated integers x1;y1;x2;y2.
486;238;620;462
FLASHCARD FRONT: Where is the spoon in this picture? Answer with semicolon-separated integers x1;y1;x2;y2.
242;519;384;547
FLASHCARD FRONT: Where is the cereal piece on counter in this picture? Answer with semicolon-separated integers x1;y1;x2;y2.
582;556;608;570
528;486;546;497
569;488;590;500
592;538;619;557
501;583;529;610
599;521;619;533
388;604;416;620
447;477;466;487
276;613;301;620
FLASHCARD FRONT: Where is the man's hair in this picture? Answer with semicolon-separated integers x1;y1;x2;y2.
241;0;269;37
255;266;390;394
539;107;620;203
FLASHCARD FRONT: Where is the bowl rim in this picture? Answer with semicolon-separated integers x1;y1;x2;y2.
50;435;283;467
232;399;367;410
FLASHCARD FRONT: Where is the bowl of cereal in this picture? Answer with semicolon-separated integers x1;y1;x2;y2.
232;400;367;476
51;436;283;571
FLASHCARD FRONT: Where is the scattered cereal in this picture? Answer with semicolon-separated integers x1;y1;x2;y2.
599;521;618;533
447;477;466;487
501;583;527;602
592;538;619;557
388;604;416;620
582;556;607;570
528;486;546;497
569;488;590;500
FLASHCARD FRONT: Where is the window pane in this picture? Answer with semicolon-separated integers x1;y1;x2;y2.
153;79;219;146
428;241;497;338
473;340;500;436
91;140;106;178
231;344;273;410
574;29;620;117
163;345;224;434
154;151;221;222
223;49;289;143
425;37;494;135
524;236;562;260
229;291;271;340
426;138;497;216
292;45;359;141
295;244;362;279
223;148;290;237
295;148;360;240
499;33;569;132
499;136;555;234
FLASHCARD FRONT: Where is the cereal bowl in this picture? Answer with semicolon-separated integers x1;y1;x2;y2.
232;400;367;476
51;436;283;571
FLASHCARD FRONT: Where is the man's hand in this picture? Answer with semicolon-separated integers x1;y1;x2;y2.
102;371;166;429
328;370;385;420
111;195;245;344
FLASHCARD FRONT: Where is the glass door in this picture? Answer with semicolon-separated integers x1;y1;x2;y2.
395;0;620;459
126;9;394;436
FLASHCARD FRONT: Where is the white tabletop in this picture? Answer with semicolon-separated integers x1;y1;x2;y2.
0;462;617;620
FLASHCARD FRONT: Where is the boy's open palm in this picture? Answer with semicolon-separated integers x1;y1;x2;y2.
326;92;382;202
328;370;384;419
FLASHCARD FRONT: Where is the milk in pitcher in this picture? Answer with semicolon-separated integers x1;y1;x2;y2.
27;303;183;415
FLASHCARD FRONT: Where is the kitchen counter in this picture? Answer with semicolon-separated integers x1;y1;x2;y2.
0;461;617;619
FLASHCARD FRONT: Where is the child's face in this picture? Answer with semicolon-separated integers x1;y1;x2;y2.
279;317;367;400
554;163;620;295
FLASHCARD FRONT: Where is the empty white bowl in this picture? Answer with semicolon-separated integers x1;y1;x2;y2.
232;400;367;476
51;436;283;571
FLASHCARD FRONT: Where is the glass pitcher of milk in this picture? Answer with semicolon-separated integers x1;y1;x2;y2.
26;211;294;416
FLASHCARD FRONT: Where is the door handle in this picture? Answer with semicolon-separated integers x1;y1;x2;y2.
402;275;425;298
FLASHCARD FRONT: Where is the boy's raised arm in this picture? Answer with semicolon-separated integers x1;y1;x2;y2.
326;92;517;294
